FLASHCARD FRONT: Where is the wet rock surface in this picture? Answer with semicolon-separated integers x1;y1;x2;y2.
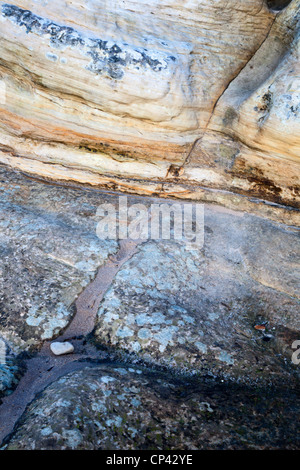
4;364;300;450
0;167;299;449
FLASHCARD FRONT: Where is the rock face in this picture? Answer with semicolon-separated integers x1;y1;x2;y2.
0;1;299;213
0;1;299;451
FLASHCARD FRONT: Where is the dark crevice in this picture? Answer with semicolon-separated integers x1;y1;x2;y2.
267;0;293;12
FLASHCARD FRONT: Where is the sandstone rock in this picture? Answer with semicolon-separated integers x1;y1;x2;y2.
187;0;300;208
50;342;74;356
4;364;300;450
0;1;298;212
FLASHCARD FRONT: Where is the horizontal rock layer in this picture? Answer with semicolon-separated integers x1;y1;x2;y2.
0;1;299;218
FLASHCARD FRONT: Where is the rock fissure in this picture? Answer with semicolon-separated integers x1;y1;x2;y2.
181;14;278;170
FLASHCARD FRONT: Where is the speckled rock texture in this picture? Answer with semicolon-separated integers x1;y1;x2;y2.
0;167;299;450
0;1;299;212
94;208;300;386
0;167;118;398
5;365;300;450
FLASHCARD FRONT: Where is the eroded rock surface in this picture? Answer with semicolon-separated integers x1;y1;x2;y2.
0;167;299;449
5;364;300;450
189;0;300;208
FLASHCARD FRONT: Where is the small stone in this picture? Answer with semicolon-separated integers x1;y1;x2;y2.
50;342;74;356
254;324;266;331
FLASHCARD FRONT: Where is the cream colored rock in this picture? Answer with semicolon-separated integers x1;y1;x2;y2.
186;0;300;208
0;0;298;218
50;342;74;356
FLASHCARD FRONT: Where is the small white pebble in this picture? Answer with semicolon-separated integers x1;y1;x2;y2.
50;342;74;356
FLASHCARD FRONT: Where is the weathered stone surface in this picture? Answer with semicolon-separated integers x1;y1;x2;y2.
0;167;118;397
4;364;300;450
0;165;299;450
94;206;300;385
0;1;298;210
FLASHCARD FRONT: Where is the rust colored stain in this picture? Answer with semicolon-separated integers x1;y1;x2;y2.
254;325;266;331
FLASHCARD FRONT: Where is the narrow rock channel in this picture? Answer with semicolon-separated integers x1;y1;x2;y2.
0;237;142;444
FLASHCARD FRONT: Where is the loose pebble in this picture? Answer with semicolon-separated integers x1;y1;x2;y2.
50;342;74;356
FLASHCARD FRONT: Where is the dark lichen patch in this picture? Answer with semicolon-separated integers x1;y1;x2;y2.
222;107;239;127
79;145;102;154
255;91;273;113
286;103;300;120
254;91;273;126
2;4;175;80
2;4;84;47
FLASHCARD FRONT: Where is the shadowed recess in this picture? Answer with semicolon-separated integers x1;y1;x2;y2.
267;0;293;11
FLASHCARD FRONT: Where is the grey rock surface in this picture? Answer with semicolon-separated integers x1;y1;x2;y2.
0;167;299;449
94;208;300;385
0;167;118;397
5;364;300;450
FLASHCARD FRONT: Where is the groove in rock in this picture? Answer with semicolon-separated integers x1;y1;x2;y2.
0;239;143;445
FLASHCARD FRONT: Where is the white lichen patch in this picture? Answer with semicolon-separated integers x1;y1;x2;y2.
25;303;70;340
